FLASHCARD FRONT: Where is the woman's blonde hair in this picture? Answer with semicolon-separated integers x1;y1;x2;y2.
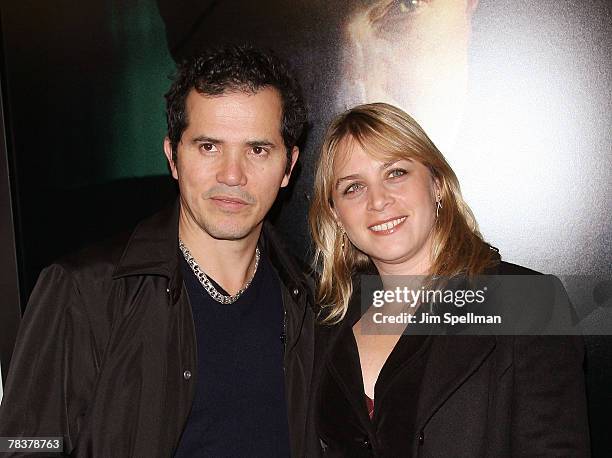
309;103;498;324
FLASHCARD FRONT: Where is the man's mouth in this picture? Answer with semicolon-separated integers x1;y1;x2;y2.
210;195;248;205
209;195;251;211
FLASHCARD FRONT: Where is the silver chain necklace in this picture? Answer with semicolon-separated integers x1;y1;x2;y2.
179;239;260;304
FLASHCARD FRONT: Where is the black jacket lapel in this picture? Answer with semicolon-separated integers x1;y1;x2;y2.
326;325;375;434
324;284;376;434
415;335;496;431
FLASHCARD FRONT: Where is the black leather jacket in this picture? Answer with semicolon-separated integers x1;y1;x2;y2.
0;201;317;457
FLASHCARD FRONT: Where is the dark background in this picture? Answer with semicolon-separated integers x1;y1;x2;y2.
0;0;610;454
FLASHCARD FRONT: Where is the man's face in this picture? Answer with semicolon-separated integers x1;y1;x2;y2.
164;87;298;241
339;0;478;152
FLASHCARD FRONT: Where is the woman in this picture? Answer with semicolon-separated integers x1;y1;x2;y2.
308;103;589;456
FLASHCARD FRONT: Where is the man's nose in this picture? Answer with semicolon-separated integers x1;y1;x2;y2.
367;183;393;212
216;152;247;187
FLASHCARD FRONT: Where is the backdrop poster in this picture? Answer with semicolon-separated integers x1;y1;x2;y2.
2;0;611;454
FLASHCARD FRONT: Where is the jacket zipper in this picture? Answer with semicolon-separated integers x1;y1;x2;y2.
282;307;287;372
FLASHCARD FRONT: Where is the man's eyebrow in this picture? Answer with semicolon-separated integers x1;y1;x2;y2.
191;135;222;144
246;139;277;148
190;136;277;148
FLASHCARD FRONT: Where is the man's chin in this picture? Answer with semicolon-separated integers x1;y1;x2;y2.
202;221;260;241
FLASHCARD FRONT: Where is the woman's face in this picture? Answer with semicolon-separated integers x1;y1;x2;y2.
331;138;439;274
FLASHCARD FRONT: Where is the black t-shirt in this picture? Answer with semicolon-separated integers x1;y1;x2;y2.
174;249;290;458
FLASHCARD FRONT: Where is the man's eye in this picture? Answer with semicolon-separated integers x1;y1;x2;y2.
252;146;267;155
388;168;407;178
344;183;364;195
380;0;426;20
370;0;427;28
200;143;217;152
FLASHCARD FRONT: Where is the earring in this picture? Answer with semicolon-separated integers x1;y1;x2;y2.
337;224;346;252
436;195;442;218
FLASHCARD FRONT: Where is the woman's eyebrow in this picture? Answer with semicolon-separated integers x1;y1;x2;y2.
335;174;360;189
382;158;413;169
381;159;400;169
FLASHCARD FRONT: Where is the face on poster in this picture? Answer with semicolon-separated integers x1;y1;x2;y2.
337;0;478;153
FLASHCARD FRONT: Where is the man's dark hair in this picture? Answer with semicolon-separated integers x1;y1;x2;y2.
165;45;307;169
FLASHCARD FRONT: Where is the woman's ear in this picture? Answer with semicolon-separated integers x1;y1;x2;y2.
330;205;343;230
329;198;336;217
431;175;442;199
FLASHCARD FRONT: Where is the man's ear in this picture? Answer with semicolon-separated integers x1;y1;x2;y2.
163;137;178;180
280;146;300;188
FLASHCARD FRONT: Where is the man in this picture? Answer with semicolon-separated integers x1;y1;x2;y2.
0;45;316;457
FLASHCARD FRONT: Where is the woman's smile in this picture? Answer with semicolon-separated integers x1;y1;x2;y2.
368;216;407;234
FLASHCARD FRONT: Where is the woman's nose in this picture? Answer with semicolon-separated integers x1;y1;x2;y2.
366;184;393;212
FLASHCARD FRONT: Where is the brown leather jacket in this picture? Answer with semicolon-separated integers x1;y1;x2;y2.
0;201;317;457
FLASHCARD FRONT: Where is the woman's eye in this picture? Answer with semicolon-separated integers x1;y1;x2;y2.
388;168;407;178
200;143;217;152
344;183;363;195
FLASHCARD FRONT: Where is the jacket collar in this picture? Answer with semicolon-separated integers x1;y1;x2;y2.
325;274;497;435
261;222;315;305
112;199;180;280
260;221;315;352
112;198;312;307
